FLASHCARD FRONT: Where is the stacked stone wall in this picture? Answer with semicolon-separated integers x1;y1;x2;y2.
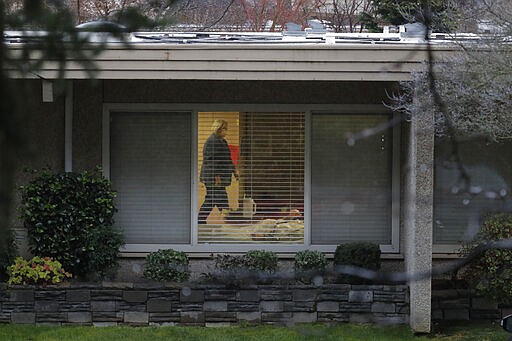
0;283;409;326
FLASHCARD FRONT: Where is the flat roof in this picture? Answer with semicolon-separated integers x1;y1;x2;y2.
4;29;464;81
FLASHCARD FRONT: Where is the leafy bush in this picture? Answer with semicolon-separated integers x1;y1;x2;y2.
143;249;190;282
214;250;278;274
294;250;327;284
334;242;381;283
244;250;278;273
212;250;278;285
461;213;512;303
8;256;71;285
19;169;124;279
0;229;17;282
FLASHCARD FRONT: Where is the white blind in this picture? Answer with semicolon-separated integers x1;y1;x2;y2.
197;112;305;244
434;139;512;243
311;114;392;245
110;112;191;244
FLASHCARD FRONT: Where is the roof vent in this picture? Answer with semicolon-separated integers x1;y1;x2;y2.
400;23;429;41
283;22;305;36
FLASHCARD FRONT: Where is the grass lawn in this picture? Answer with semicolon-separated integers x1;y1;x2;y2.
0;321;508;341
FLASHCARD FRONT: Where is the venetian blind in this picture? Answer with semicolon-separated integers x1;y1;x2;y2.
110;112;191;244
197;112;305;244
311;114;392;245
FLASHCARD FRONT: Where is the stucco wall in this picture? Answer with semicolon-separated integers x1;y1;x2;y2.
103;80;398;104
11;80;65;255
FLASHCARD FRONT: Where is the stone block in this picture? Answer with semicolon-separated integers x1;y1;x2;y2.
237;290;260;302
261;312;292;324
91;290;123;301
204;301;227;312
123;291;148;303
36;312;66;323
148;290;180;300
11;312;35;324
349;290;373;303
175;303;203;312
67;290;91;302
443;309;470;320
374;291;406;303
237;311;261;323
124;312;149;324
205;311;237;322
147;299;172;313
35;300;60;312
0;313;11;323
205;290;236;301
9;290;34;302
61;302;90;312
180;290;204;303
317;312;349;322
340;303;371;313
92;312;123;322
181;311;205;324
67;312;92;323
227;302;259;312
317;290;348;301
117;302;146;312
260;301;284;312
371;302;396;313
149;312;181;323
317;301;339;312
2;302;34;313
102;281;133;289
260;290;292;301
91;301;116;312
284;301;315;312
292;312;317;323
293;290;317;302
35;290;66;301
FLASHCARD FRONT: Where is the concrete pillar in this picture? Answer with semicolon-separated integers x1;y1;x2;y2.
403;109;435;333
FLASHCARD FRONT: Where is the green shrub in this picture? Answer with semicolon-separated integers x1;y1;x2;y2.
461;213;512;303
294;250;327;283
214;250;278;274
0;229;17;282
143;249;190;282
244;250;278;273
334;242;381;283
8;256;71;285
212;250;278;285
19;169;124;279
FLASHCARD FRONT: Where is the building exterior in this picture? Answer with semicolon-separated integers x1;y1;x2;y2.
6;29;510;332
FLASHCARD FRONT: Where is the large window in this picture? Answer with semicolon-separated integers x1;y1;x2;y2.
434;138;512;244
311;114;393;245
110;112;191;244
197;112;305;244
107;108;397;250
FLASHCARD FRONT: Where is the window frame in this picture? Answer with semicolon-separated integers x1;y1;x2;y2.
103;103;400;254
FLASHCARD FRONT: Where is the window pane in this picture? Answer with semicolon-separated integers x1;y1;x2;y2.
110;112;191;244
198;112;305;244
311;114;392;245
434;139;512;243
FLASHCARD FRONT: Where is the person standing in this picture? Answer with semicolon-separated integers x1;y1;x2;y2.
198;119;238;224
